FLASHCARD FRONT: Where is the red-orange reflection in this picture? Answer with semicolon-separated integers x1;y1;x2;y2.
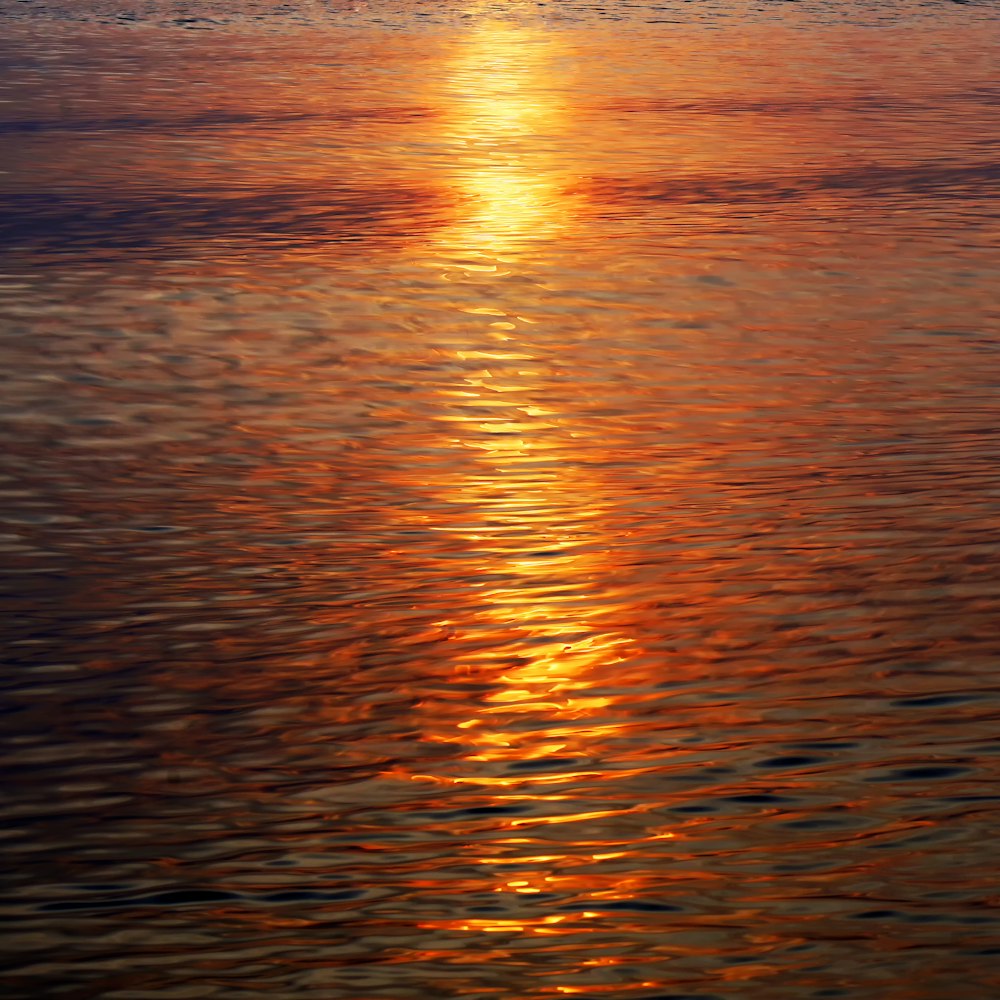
411;378;644;768
10;9;1000;995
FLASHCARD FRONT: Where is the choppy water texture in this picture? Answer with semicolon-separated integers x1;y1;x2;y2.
2;1;1000;997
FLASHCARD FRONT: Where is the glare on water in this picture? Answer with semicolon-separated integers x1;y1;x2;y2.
1;1;1000;998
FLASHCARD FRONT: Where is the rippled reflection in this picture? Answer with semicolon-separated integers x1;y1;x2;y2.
3;1;1000;998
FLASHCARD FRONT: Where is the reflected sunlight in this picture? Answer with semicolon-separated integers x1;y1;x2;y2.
423;388;637;766
434;19;578;253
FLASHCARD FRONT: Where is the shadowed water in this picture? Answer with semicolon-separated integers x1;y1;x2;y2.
2;1;1000;997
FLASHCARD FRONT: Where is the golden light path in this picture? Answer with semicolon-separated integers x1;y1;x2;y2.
424;18;632;767
402;18;679;943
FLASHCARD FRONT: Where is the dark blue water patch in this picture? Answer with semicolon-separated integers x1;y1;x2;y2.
781;816;855;829
263;889;362;903
870;765;973;781
0;185;447;258
0;110;367;135
670;803;719;813
848;908;990;924
559;899;684;913
588;160;1000;209
40;888;241;911
891;693;979;707
38;885;370;912
770;862;828;873
135;891;241;907
755;754;827;769
509;756;583;771
447;803;534;816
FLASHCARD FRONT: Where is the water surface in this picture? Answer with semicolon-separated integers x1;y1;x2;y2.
2;1;1000;997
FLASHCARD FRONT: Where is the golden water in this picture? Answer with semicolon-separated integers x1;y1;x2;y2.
2;2;1000;997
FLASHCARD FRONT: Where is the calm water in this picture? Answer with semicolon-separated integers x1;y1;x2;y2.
2;1;1000;997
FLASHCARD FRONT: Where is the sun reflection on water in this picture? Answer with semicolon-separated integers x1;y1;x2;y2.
434;18;579;253
3;5;999;995
391;23;681;937
400;329;670;936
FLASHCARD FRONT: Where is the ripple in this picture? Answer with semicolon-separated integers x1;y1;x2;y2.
2;2;1000;999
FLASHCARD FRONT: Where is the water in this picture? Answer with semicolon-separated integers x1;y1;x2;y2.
2;1;1000;996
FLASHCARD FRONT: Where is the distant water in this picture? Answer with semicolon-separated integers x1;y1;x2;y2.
2;1;1000;997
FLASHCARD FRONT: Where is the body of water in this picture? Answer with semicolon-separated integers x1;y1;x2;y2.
2;1;1000;997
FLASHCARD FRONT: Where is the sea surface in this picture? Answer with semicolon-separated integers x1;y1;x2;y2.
2;1;1000;997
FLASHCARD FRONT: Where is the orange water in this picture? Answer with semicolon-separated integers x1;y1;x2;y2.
2;2;1000;997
